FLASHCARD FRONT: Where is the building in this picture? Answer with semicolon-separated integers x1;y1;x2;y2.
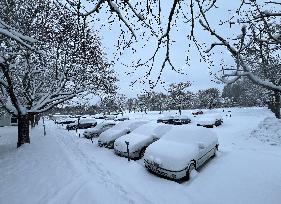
0;107;18;127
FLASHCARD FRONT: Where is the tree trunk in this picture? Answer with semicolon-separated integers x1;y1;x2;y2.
29;114;35;128
17;114;30;148
272;91;280;119
178;107;182;115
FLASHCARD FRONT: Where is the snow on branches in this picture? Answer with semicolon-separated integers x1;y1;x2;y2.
0;0;117;116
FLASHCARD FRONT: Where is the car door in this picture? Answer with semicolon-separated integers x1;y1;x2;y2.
196;143;210;167
197;143;214;167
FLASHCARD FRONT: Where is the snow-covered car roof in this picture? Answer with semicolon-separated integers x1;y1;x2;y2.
99;120;148;142
173;115;191;119
72;118;97;125
115;123;173;152
56;117;76;122
196;114;223;125
144;126;218;171
131;122;168;135
158;115;175;120
110;120;148;131
84;121;116;133
192;109;203;113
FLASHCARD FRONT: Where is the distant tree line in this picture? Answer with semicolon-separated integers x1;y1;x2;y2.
52;79;271;116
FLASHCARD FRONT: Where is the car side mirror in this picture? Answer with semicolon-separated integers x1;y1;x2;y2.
198;143;205;149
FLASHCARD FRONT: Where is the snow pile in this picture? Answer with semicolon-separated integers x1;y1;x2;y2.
251;117;281;145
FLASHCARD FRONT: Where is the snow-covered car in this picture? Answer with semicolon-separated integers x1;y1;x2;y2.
172;115;192;125
157;115;174;124
94;114;105;119
114;123;172;159
55;118;76;125
196;114;223;128
98;120;148;148
110;112;119;115
104;115;116;120
66;118;97;130
144;126;218;180
192;110;203;115
114;116;129;121
83;121;116;139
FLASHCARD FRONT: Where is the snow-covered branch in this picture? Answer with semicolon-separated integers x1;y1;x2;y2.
199;18;281;92
0;19;36;50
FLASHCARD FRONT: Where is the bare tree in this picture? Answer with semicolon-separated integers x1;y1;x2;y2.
60;0;218;86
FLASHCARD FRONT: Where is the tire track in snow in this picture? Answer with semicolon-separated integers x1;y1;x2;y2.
48;124;153;204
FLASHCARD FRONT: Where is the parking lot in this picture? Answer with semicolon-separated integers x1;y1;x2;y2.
1;107;281;204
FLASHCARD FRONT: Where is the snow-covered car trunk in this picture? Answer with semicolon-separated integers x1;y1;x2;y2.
114;123;173;159
144;126;218;180
172;115;192;125
157;115;175;124
98;120;148;148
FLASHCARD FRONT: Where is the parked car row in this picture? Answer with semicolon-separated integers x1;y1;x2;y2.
114;123;173;159
98;120;148;148
77;118;219;181
55;118;77;125
83;121;116;139
66;118;97;130
156;113;223;128
157;115;191;125
53;113;220;181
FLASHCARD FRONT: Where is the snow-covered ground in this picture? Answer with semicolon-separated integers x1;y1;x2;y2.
1;107;281;204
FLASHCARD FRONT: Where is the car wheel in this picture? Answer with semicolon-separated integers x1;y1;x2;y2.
186;162;196;180
107;141;114;149
139;148;146;158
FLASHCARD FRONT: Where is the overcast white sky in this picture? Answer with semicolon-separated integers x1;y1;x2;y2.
81;1;241;98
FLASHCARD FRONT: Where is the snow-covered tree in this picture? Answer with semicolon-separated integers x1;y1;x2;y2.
222;79;267;107
0;0;117;147
198;1;281;117
198;88;220;109
168;82;192;114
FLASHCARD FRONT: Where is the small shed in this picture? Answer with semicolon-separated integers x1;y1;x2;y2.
0;107;18;127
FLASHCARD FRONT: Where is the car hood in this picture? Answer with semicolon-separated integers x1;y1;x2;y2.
144;140;198;171
115;133;152;152
99;129;128;143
